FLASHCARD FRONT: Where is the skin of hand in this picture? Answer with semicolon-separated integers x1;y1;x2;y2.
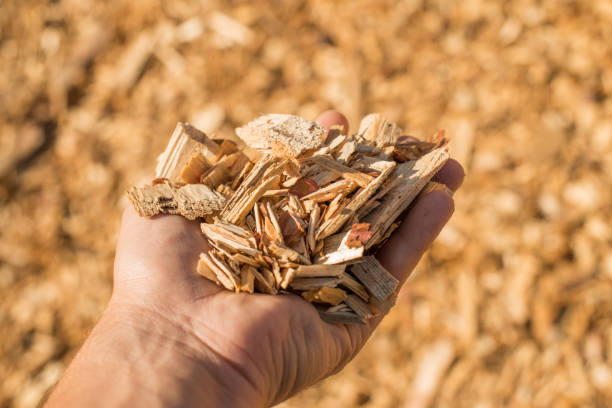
47;110;464;408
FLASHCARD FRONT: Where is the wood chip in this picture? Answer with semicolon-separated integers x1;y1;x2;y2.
311;154;374;187
341;272;370;302
127;182;226;220
294;264;346;278
349;256;398;302
315;230;365;265
289;277;343;290
315;160;395;240
302;286;347;305
345;294;374;320
239;266;255;293
357;113;402;147
156;122;220;181
235;114;326;158
363;147;449;248
301;179;357;202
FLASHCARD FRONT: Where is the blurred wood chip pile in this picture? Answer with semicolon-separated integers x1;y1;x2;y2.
127;114;449;324
1;0;612;407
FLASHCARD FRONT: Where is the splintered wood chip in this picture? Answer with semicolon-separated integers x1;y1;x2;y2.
128;113;454;324
127;182;226;220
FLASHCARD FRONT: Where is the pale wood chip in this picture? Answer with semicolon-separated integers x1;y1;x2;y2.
336;141;356;164
251;266;277;295
253;202;262;235
180;152;209;184
363;147;449;248
222;173;281;225
307;203;321;252
302;286;347;305
349;256;398;302
280;267;296;289
231;161;254;190
200;223;260;257
213;139;239;163
357;113;403;147
287;194;307;218
201;164;231;189
289;277;343;290
239;265;255;293
220;156;285;224
231;252;261;268
266;201;285;245
301;179;357;202
127;182;226;220
200;252;235;291
268;242;311;265
311;155;374;187
321;193;345;224
197;254;219;284
302;199;317;214
208;251;240;292
314;230;365;264
294;264;346;278
156;122;220;181
235;114;326;158
263;189;289;197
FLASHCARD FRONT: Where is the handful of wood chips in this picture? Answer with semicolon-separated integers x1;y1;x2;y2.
127;113;450;324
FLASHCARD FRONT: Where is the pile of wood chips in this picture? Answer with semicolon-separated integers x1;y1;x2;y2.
128;113;450;324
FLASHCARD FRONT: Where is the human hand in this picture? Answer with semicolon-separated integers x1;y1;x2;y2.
47;110;464;408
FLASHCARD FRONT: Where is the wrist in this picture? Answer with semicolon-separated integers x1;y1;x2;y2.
48;300;264;408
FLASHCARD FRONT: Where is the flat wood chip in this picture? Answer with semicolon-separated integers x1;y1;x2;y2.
349;256;398;302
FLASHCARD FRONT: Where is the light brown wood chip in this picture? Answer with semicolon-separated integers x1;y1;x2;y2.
156;122;220;181
302;286;347;305
357;113;402;147
364;147;449;248
289;277;343;290
294;264;346;278
235;114;326;158
127;182;226;220
315;160;396;240
311;155;374;187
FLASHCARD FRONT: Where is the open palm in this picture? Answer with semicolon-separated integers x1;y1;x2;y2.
53;111;463;408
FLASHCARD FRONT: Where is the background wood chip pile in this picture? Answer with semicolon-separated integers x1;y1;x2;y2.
1;0;611;407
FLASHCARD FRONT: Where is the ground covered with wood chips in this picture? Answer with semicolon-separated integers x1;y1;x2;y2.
1;0;612;407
